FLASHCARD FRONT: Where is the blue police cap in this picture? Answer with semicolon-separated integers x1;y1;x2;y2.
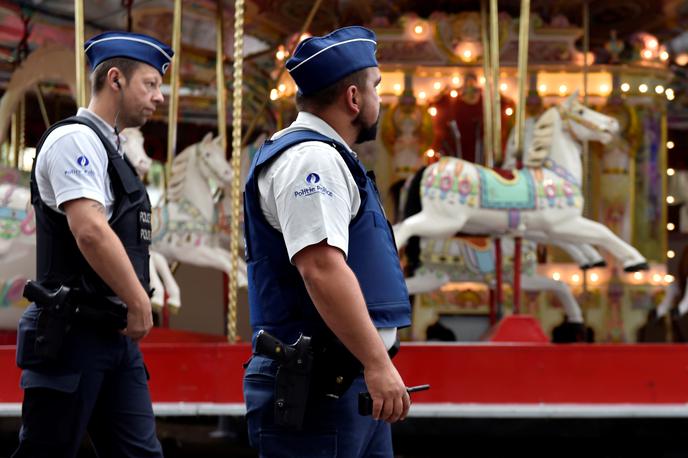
85;31;174;76
286;26;378;96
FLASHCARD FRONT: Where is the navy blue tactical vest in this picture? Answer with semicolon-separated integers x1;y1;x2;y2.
244;130;411;344
30;116;152;296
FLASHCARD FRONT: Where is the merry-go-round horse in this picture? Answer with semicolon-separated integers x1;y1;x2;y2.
394;92;649;274
150;132;248;287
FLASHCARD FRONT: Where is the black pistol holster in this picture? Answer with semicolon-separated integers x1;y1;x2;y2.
24;280;128;361
254;330;313;429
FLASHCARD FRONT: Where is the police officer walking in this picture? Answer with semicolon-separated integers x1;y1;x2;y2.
12;32;172;457
243;26;412;457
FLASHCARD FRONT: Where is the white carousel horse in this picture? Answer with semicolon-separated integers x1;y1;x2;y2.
406;237;584;323
394;92;648;272
151;132;248;286
121;128;181;310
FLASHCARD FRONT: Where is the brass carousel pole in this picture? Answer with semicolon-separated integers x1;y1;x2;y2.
480;0;493;168
512;0;530;315
166;0;183;188
216;0;228;153
582;0;590;293
227;0;245;343
74;0;87;108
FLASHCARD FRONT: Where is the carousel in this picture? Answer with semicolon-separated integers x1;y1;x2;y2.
0;0;687;453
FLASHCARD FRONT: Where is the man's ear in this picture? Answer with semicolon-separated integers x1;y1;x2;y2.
346;85;360;115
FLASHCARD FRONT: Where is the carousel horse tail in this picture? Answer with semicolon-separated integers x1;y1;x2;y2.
402;166;427;277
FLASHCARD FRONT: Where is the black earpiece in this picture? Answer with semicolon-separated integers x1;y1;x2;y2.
114;78;121;89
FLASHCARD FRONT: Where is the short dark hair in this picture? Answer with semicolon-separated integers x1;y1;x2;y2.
295;68;370;112
90;58;141;93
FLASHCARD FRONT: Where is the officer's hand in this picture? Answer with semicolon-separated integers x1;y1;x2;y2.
363;359;410;423
123;297;154;342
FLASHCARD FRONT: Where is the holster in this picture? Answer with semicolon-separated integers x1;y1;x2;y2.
24;280;128;361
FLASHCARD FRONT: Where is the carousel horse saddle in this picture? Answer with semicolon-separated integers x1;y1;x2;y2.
477;168;536;210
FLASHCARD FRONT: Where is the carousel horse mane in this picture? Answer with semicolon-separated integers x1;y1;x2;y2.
523;107;558;168
167;143;195;203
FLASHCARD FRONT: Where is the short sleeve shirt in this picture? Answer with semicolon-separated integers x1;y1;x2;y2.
35;108;123;219
257;112;361;262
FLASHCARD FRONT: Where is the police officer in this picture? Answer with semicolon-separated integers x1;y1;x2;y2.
12;31;172;457
243;26;412;457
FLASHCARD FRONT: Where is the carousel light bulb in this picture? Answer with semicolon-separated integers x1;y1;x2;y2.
452;76;461;86
648;38;658;50
667;195;676;204
667;89;675;101
426;148;436;158
639;84;648;93
479;76;486;85
668;222;676;231
559;84;568;95
666;275;675;283
428;106;438;117
500;82;508;92
642;49;653;59
621;82;630;92
571;274;580;283
414;24;424;35
668;250;676;259
450;89;459;98
418;91;427;100
634;272;643;281
676;53;688;66
661;50;670;61
463;49;472;59
538;84;547;94
433;81;442;90
505;107;514;116
552;272;561;281
278;83;286;93
653;273;662;283
269;89;279;100
668;168;676;176
599;84;610;94
276;49;286;61
667;141;675;149
590;273;599;282
656;85;665;94
393;83;402;94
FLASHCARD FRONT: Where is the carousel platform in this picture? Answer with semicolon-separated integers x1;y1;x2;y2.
2;319;688;419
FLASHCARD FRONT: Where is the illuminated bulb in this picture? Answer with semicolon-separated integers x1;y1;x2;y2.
634;272;643;281
433;81;442;90
275;49;286;61
653;274;662;283
599;84;609;94
500;82;508;92
428;106;438;117
278;83;286;93
667;141;675;149
538;84;547;93
414;24;424;35
656;85;665;94
621;82;630;92
667;89;675;101
667;195;676;204
661;51;669;61
505;107;513;116
479;76;486;85
668;168;676;176
642;49;653;59
668;250;676;259
648;39;658;50
418;91;427;100
450;89;459;98
393;83;402;94
590;273;599;283
666;275;675;283
639;84;648;93
425;148;435;158
676;53;688;65
571;274;580;283
452;76;460;86
552;272;561;281
270;89;279;100
668;222;676;231
463;49;472;59
559;84;568;95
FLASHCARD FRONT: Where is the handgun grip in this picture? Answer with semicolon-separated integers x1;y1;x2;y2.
23;281;70;307
255;330;292;362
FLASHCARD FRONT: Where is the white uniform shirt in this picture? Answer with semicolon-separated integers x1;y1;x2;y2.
35;108;123;219
257;112;396;349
